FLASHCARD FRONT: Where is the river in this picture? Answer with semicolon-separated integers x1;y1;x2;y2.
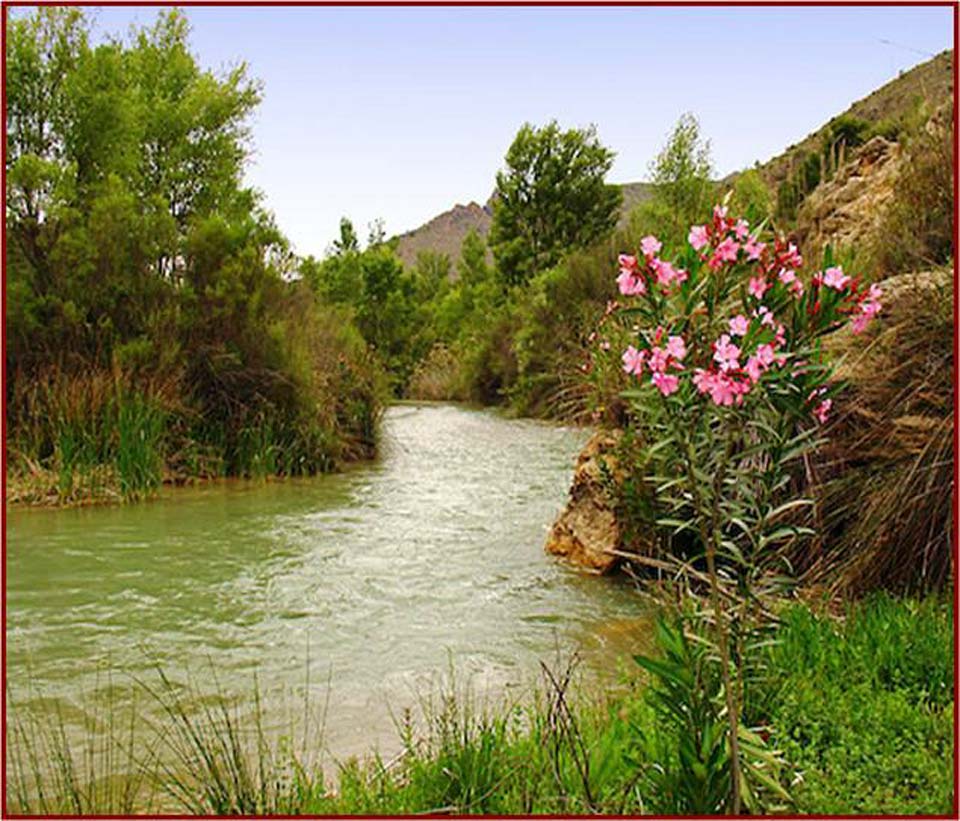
7;403;648;763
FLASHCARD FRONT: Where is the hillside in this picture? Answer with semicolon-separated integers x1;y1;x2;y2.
394;51;951;275
751;49;953;190
394;182;653;273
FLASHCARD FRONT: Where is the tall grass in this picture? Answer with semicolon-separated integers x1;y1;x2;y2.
7;366;175;504
807;268;954;595
6;679;163;815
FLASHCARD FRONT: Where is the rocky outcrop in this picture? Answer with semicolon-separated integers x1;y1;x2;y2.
544;429;624;574
795;135;902;262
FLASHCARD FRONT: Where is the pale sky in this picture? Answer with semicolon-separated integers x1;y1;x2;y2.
56;6;959;256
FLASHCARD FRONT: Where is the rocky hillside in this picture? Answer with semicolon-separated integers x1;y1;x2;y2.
753;49;953;191
394;200;494;271
394;182;653;274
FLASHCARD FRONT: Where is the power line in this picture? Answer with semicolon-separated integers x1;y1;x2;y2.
878;38;937;59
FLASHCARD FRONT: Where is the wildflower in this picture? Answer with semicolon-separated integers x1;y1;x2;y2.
618;254;639;274
715;237;739;263
713;204;728;220
653;259;688;288
823;266;851;290
745;356;763;383
617;269;646;296
640;235;662;257
755;343;776;367
713;334;741;372
782;242;803;269
622;345;645;376
652;371;680;396
666;335;687;362
744;235;766;261
748;276;769;299
734;219;750;240
688;225;709;251
648;346;670;374
728;315;749;337
813;398;832;424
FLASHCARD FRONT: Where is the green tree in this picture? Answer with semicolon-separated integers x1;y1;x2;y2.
645;112;713;241
489;121;621;287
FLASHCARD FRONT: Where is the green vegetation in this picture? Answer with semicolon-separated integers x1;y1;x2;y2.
490;121;622;287
8;595;952;815
6;9;383;504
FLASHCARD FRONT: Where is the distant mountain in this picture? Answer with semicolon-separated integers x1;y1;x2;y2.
393;182;654;273
394;200;494;271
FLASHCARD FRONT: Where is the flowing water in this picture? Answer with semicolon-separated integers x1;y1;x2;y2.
7;403;649;762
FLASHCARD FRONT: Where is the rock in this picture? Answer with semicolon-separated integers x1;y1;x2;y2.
795;136;902;262
544;429;624;574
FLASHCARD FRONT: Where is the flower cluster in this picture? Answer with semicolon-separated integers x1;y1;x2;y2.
622;325;687;396
617;234;689;297
690;307;787;407
614;208;884;424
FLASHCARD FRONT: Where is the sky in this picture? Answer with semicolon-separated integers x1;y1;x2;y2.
67;6;956;256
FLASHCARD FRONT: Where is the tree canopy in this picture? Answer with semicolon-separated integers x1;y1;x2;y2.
489;121;622;287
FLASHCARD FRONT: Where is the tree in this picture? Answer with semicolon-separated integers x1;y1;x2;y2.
646;113;713;241
489;121;622;287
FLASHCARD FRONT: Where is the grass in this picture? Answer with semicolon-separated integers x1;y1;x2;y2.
5;594;953;816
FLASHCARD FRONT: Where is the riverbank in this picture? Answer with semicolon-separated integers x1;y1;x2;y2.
8;593;953;815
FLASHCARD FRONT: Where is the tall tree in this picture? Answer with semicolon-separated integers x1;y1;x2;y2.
489;121;621;287
648;113;713;240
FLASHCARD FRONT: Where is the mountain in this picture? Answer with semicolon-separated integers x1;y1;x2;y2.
394;182;654;273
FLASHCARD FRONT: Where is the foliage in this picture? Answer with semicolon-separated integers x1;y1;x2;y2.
749;597;954;815
490;121;622;287
641;113;714;244
5;8;383;502
600;206;883;810
868;103;954;275
811;268;953;595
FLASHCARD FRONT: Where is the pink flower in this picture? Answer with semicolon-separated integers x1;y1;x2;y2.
755;305;775;327
652;259;689;288
696;370;748;407
618;254;639;274
823;266;851;290
734;219;750;240
755;343;776;367
622;345;645;376
748;276;769;299
745;356;763;383
648;346;670;374
640;235;662;257
850;314;870;334
744;235;766;261
778;268;796;285
688;224;709;251
652;371;679;396
666;335;687;361
713;204;728;220
814;398;832;424
713;334;741;372
783;243;803;268
715;237;740;263
728;314;749;337
617;269;646;296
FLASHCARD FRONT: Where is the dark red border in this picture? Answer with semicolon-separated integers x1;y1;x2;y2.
1;2;957;819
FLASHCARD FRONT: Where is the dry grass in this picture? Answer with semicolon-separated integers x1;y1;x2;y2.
802;268;953;595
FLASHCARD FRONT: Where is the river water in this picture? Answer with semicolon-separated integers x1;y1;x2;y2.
7;403;648;762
